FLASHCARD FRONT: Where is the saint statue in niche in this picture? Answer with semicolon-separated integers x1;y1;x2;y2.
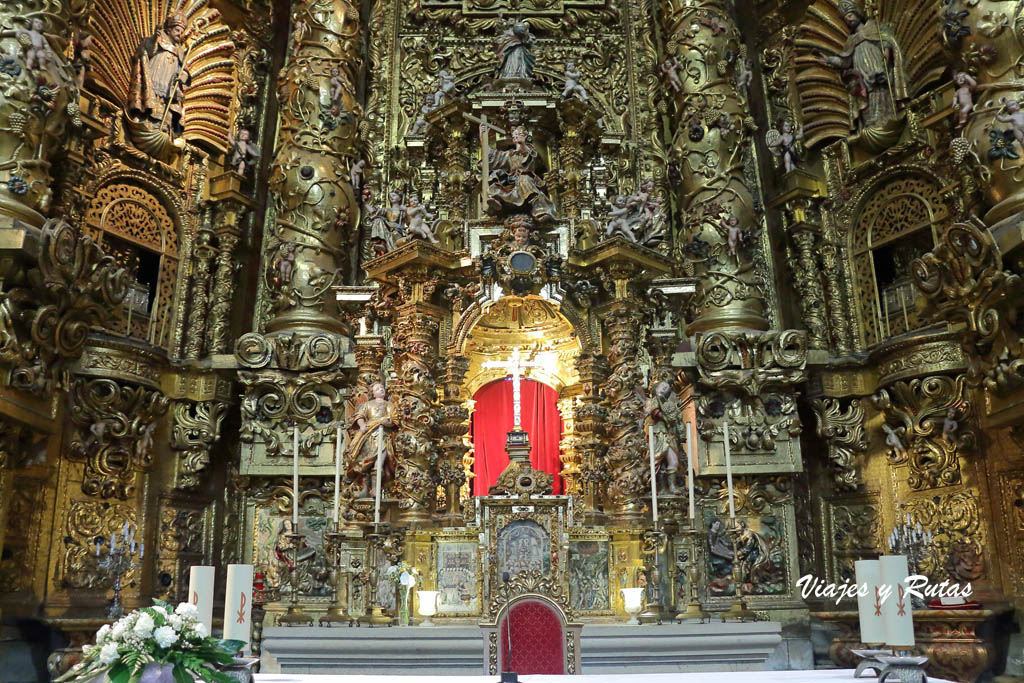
645;381;682;493
479;123;556;223
497;520;550;577
495;18;536;82
344;382;397;497
814;0;907;139
128;12;191;135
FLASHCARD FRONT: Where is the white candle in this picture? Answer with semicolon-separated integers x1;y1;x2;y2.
188;566;215;635
686;421;695;520
879;555;915;649
854;559;885;645
647;424;658;524
374;427;384;526
333;425;343;524
223;564;254;651
292;425;300;527
723;420;735;519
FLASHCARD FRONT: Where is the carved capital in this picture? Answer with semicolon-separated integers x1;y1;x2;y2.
810;397;868;491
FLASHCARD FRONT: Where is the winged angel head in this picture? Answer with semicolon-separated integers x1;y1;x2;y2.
86;0;237;160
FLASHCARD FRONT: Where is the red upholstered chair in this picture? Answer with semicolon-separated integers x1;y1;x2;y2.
480;571;583;675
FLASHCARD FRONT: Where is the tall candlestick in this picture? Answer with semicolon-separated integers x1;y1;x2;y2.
723;420;735;519
374;427;384;526
686;421;695;520
333;426;343;524
647;424;658;524
292;425;300;527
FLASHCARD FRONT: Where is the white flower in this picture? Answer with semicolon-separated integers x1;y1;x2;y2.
193;622;208;638
82;644;96;658
110;619;130;641
174;602;198;618
153;625;178;648
95;624;111;643
151;605;168;617
167;614;183;631
133;612;155;638
99;642;120;665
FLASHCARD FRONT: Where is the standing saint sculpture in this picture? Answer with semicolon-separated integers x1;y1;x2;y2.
128;12;191;136
495;18;536;82
815;0;907;144
344;382;397;501
478;122;556;223
645;381;682;494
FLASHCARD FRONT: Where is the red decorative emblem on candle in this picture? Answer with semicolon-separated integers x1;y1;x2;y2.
192;590;198;605
897;585;907;616
237;592;247;623
873;586;882;616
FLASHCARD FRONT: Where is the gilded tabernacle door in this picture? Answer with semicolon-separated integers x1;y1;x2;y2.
477;495;569;609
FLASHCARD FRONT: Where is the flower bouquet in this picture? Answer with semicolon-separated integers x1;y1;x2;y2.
56;600;245;683
384;562;420;626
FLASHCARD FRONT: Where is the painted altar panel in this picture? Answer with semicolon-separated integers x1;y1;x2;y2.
568;538;611;614
436;539;480;615
497;519;551;576
251;508;332;598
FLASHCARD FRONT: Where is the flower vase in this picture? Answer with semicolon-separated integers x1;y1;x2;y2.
138;662;180;683
399;587;411;626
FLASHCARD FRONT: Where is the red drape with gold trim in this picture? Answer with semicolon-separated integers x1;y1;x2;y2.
472;378;563;495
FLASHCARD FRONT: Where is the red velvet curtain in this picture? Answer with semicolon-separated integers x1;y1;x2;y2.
472;378;563;495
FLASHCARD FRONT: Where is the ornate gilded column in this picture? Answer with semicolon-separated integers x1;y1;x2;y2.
601;275;649;526
786;226;829;351
184;228;216;360
661;0;768;332
557;389;581;495
0;0;79;229
264;0;362;334
207;212;242;355
390;291;441;527
438;355;470;525
820;235;854;356
438;115;470;225
557;101;592;221
573;353;609;525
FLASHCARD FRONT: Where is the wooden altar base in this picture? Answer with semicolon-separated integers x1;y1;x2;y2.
260;622;786;675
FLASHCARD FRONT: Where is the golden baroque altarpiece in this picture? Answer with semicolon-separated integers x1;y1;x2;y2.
0;0;1022;678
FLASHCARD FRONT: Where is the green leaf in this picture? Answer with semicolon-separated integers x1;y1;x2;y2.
217;639;245;655
108;663;131;683
171;664;193;683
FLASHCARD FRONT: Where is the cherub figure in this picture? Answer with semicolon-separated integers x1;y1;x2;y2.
409;94;434;136
604;195;636;241
431;68;456;108
882;423;907;459
723;214;742;255
952;72;977;128
766;119;804;174
661;56;682;92
350;159;367;194
329;66;348;105
73;31;94;89
404;195;438;243
292;19;307;57
997;98;1024;144
736;57;753;93
136;422;157;460
271;242;298;288
229;129;261;175
19;18;54;74
562;60;588;102
942;407;959;444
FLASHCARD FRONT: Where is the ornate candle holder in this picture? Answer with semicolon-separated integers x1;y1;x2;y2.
720;520;756;622
358;528;393;627
320;529;352;627
674;519;709;623
638;528;665;624
888;517;933;609
277;532;313;626
98;534;141;618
